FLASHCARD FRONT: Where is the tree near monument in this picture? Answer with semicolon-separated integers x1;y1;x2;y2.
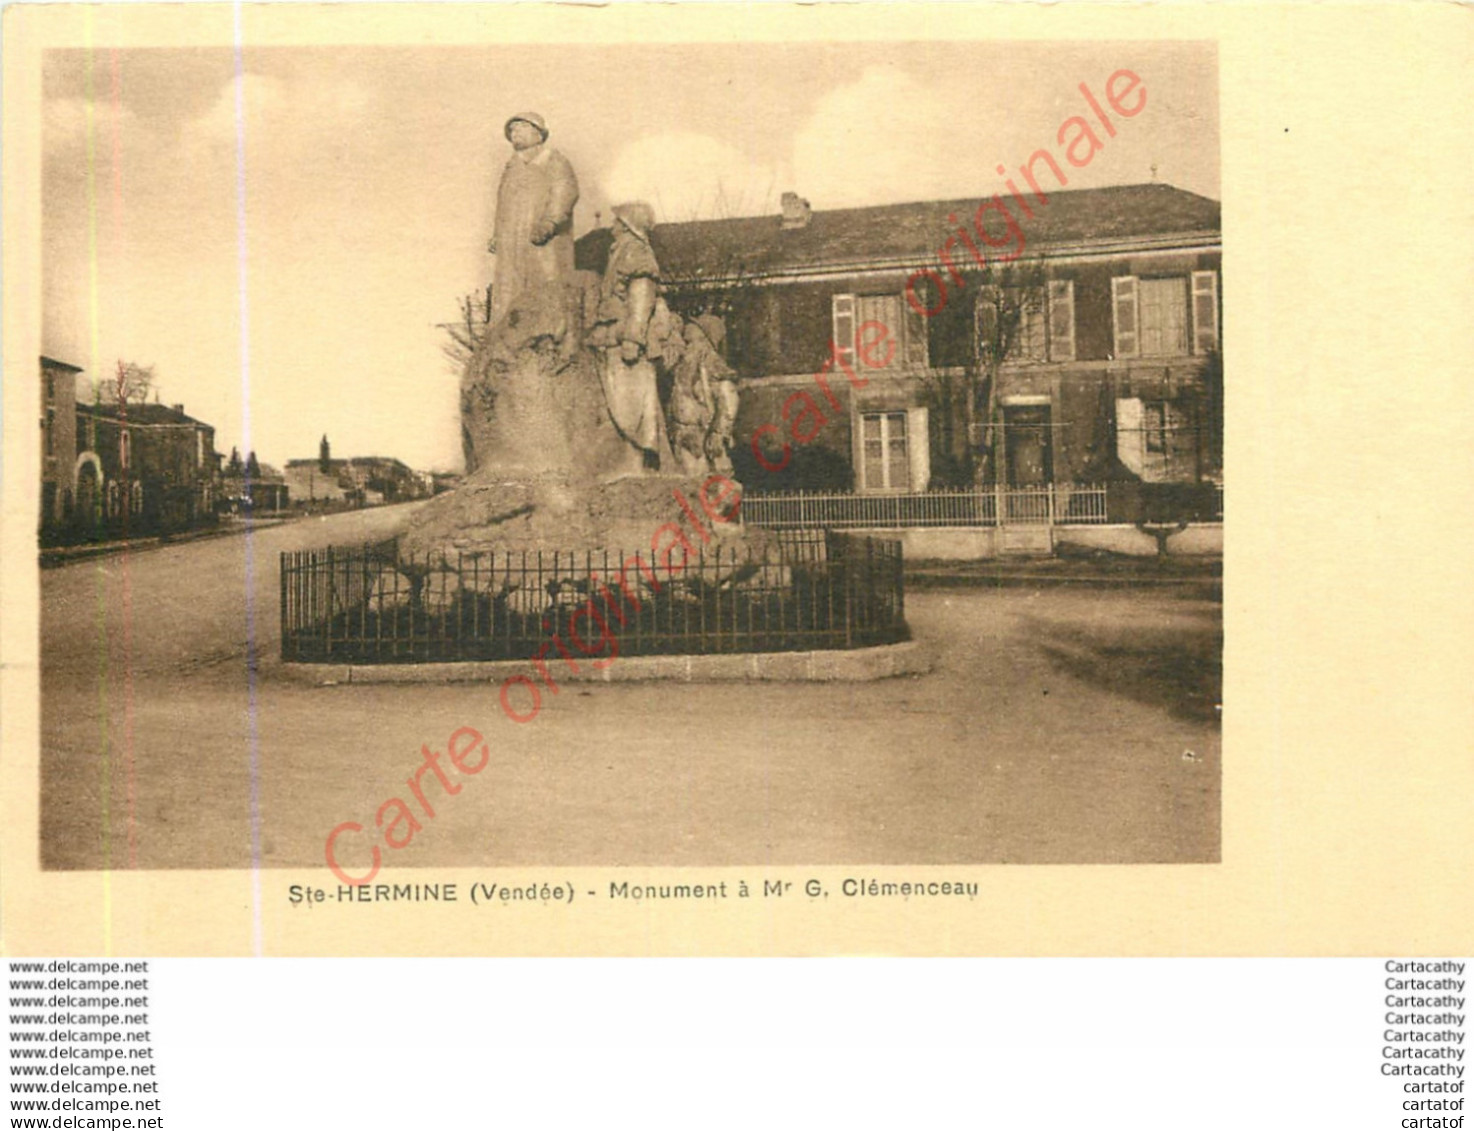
437;287;493;374
919;258;1048;486
96;360;156;406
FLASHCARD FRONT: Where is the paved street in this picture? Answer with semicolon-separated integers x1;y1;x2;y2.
41;504;1220;871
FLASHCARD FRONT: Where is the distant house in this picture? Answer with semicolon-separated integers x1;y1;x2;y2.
345;456;422;502
221;461;289;512
283;451;423;507
40;356;82;539
72;399;221;540
578;182;1222;498
282;459;352;504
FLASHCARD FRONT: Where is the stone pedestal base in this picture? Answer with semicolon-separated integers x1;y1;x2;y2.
398;471;762;562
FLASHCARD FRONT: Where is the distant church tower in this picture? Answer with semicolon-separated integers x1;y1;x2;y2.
319;434;331;472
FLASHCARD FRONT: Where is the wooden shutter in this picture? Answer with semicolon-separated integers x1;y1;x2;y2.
906;406;930;490
860;413;884;491
885;412;909;490
1115;396;1145;476
1192;270;1219;353
974;286;1000;364
1048;280;1076;361
1111;276;1139;359
903;296;929;369
831;293;856;367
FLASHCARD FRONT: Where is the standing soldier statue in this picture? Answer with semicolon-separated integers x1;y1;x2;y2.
588;201;679;474
486;111;580;325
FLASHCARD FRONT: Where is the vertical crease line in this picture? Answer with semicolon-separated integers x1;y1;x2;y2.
84;15;113;957
233;6;264;958
109;48;138;874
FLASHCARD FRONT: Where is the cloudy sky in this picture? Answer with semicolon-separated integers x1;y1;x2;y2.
43;40;1217;470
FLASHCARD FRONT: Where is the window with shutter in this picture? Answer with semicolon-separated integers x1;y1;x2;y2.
1192;270;1219;353
831;293;857;368
974;285;1046;363
1138;277;1189;357
858;412;911;491
1015;287;1047;361
857;294;897;369
1048;280;1076;361
1112;276;1139;358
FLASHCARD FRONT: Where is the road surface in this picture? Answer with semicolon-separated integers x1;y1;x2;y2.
40;503;1220;871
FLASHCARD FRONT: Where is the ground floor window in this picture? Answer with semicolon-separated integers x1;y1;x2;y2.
859;411;910;491
1116;396;1202;482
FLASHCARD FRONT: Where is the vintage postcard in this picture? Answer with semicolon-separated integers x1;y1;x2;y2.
3;2;1469;956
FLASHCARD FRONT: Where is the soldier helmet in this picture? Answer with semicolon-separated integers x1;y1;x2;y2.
612;201;657;240
504;112;548;141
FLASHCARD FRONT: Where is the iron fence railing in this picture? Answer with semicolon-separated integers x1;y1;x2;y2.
281;530;905;664
740;484;1110;530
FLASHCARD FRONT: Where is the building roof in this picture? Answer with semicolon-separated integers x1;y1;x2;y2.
224;463;285;483
77;401;212;428
286;458;344;470
577;183;1220;283
347;456;412;470
41;355;85;373
285;455;412;473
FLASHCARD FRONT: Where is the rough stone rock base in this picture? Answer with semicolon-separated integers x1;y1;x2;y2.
397;472;761;561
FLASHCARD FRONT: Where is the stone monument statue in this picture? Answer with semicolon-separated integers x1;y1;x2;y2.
586;202;676;474
667;314;740;477
487;112;580;325
401;130;745;558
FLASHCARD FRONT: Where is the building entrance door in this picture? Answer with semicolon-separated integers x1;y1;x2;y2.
999;403;1055;554
1004;404;1053;486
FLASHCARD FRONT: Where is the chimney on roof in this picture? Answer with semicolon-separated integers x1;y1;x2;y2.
172;403;184;414
780;192;811;230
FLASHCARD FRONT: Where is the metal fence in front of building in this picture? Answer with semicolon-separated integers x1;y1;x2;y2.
281;530;905;664
739;484;1111;530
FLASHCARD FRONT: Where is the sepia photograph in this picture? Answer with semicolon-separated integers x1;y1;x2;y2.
5;10;1471;1125
35;38;1222;883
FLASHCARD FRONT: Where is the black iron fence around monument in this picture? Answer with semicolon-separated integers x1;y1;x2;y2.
281;530;905;664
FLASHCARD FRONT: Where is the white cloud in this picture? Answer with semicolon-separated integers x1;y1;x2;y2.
791;65;996;209
184;71;376;152
601;131;784;222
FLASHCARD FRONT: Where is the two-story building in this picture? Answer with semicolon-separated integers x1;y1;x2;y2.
580;183;1221;505
73;400;221;539
40;356;82;537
